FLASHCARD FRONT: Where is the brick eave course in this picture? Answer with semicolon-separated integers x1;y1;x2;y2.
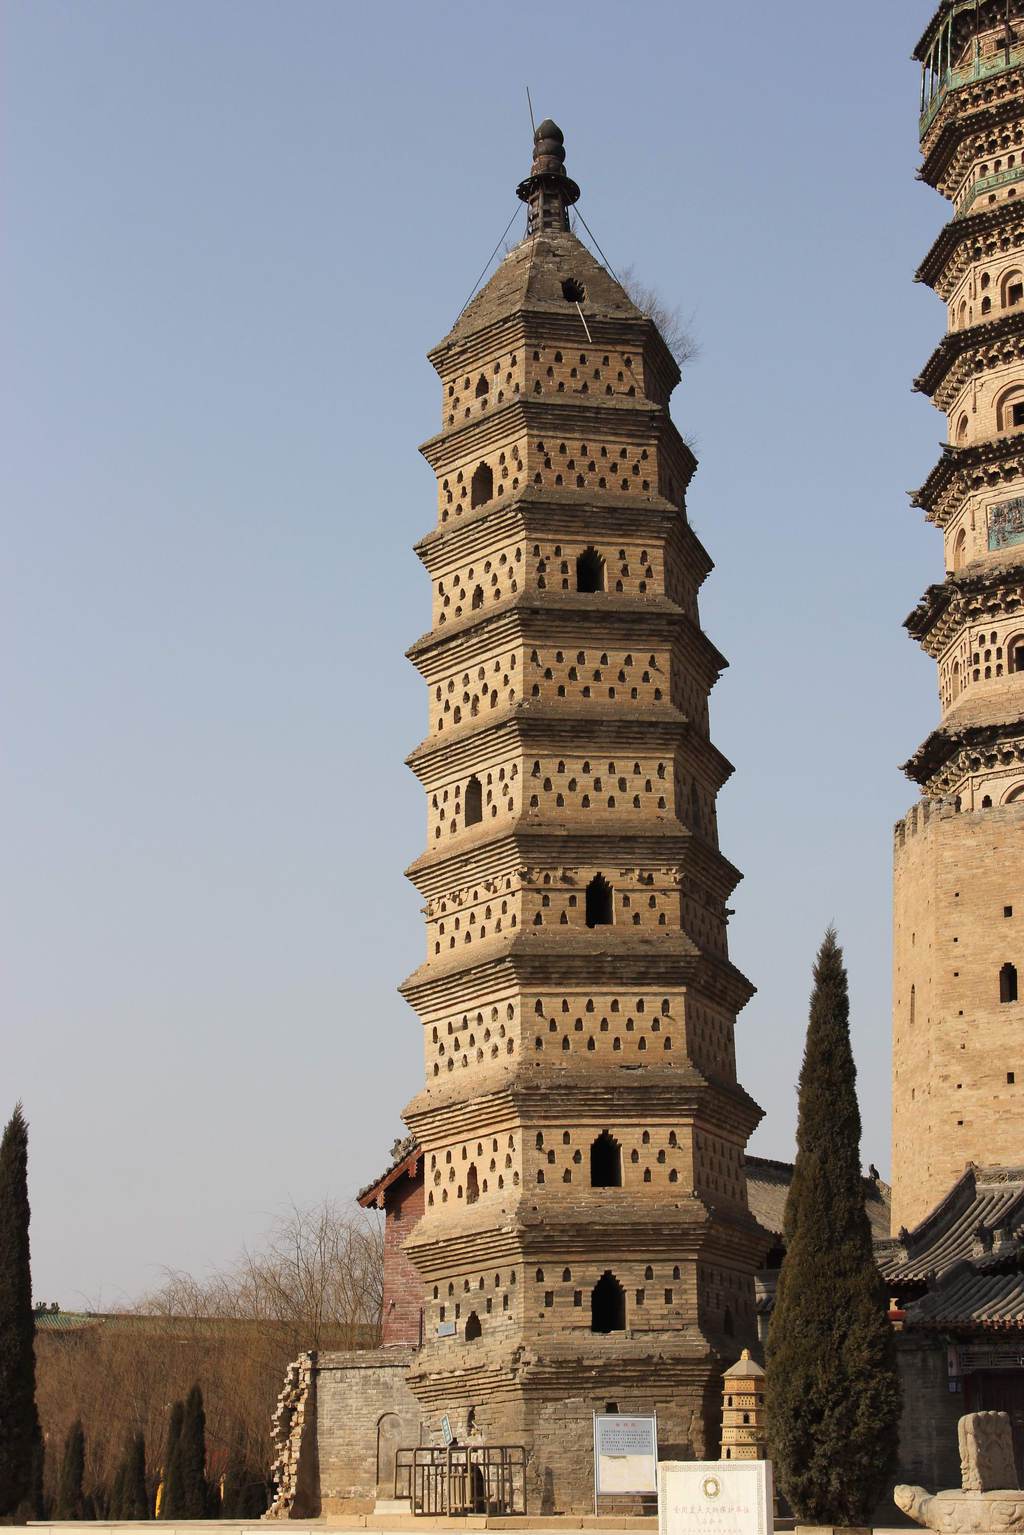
914;308;1024;399
404;708;736;797
902;711;1024;783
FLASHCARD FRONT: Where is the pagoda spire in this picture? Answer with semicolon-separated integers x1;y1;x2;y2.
516;118;580;236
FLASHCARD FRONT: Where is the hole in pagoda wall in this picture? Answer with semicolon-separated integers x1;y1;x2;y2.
591;1272;626;1333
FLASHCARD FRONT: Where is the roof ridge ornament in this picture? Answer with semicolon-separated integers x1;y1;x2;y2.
516;118;581;237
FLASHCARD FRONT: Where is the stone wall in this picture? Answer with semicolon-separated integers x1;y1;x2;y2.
870;1332;964;1523
314;1349;423;1515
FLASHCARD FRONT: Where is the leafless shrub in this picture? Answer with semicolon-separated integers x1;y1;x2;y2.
619;266;699;369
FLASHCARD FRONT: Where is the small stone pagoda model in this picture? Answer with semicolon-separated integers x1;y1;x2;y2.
720;1349;767;1461
896;1411;1024;1531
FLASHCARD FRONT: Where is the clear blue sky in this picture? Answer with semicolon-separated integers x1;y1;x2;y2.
4;0;942;1303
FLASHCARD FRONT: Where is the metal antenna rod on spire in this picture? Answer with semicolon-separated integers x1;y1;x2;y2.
526;86;536;137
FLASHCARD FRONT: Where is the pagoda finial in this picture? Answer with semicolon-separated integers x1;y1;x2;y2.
516;118;580;236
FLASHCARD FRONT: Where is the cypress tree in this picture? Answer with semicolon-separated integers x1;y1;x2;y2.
126;1431;149;1519
238;1471;268;1518
112;1432;148;1520
0;1104;39;1519
161;1400;185;1519
108;1460;125;1522
15;1422;46;1523
765;929;902;1525
221;1428;268;1519
55;1420;86;1521
178;1385;209;1519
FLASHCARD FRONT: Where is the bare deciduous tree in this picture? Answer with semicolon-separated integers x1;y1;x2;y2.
35;1199;383;1511
619;266;699;369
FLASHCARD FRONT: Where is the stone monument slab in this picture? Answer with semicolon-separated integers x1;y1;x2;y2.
658;1459;773;1535
895;1408;1024;1532
959;1412;1019;1493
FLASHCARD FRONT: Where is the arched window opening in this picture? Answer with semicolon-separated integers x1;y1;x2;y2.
576;547;606;593
982;795;993;809
585;874;613;928
956;413;970;444
952;527;968;572
465;1311;482;1341
996;385;1024;434
471;585;484;611
1000;963;1019;1004
466;1164;479;1204
1008;635;1024;673
465;776;483;827
591;1271;626;1334
475;374;489;398
1005;782;1024;804
471;462;493;508
958;299;969;329
590;1131;622;1188
982;295;993;315
1002;269;1024;308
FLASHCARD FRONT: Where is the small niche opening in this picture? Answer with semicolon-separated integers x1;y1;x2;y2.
1000;962;1019;1004
465;1311;482;1341
562;278;586;303
590;1131;622;1188
591;1271;626;1334
585;874;613;927
471;462;493;508
576;546;606;593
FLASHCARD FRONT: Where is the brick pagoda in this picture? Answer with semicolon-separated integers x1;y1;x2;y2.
893;1;1024;1232
397;120;765;1510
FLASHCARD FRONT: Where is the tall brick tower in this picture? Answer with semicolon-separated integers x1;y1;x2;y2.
398;121;765;1511
893;4;1024;1232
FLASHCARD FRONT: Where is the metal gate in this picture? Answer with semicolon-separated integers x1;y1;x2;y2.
396;1444;526;1516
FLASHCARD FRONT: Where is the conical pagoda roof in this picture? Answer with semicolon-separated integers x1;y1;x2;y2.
722;1348;765;1380
438;229;644;351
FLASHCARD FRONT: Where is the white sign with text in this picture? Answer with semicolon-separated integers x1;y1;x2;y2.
593;1414;658;1496
658;1459;773;1535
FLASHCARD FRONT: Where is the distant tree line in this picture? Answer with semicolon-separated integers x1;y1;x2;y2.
0;1101;382;1521
34;1198;381;1514
50;1385;268;1520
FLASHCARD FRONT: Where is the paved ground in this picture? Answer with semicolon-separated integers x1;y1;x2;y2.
24;1524;913;1533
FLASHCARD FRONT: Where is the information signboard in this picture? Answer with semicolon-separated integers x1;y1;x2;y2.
593;1414;658;1500
658;1459;773;1535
